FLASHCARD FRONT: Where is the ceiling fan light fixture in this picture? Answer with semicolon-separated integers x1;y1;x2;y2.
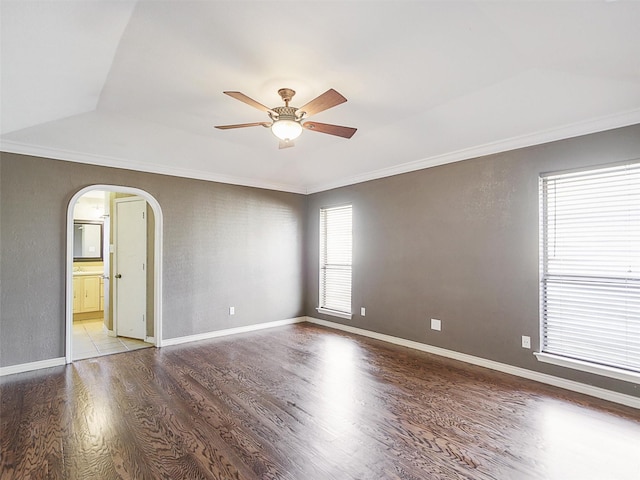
216;88;356;148
271;119;302;141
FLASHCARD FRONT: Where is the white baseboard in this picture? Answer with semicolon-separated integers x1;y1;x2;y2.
305;317;640;409
0;357;66;377
161;317;306;347
0;317;305;376
5;317;637;409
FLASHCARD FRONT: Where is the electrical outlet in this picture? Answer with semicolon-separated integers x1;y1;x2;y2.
361;307;366;316
229;306;235;315
521;335;531;349
430;318;441;331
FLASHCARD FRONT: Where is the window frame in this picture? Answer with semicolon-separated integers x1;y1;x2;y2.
317;204;353;320
536;160;640;385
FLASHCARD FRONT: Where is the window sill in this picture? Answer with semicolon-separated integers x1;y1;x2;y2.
534;352;640;385
316;307;352;320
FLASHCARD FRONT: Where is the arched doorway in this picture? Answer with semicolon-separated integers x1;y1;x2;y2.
65;185;163;363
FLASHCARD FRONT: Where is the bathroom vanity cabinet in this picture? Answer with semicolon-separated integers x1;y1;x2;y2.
73;275;102;313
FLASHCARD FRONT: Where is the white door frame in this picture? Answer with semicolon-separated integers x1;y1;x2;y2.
65;185;164;363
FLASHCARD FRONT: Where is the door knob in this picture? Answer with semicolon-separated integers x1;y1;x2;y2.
115;274;122;279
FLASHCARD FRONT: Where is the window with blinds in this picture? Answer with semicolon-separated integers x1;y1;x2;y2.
319;204;352;317
539;162;640;376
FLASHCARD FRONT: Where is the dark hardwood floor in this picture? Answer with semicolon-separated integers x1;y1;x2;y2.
1;323;639;479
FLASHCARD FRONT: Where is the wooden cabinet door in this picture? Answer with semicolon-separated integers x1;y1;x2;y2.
81;276;101;312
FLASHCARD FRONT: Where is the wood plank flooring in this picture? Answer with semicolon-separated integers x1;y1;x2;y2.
1;323;639;479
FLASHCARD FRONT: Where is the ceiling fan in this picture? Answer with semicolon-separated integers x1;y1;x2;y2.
215;88;357;149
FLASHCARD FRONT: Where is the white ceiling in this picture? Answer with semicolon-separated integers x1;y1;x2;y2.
2;1;640;194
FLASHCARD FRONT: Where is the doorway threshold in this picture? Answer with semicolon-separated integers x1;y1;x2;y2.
72;318;152;361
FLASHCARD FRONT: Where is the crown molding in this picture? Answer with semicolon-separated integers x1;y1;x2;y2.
0;140;307;194
304;108;640;194
3;108;639;196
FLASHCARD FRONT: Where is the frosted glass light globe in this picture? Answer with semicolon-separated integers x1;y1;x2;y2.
271;120;303;141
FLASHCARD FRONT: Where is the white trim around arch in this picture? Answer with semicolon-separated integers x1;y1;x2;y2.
65;185;163;364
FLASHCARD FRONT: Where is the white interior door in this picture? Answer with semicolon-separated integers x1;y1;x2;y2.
114;197;147;340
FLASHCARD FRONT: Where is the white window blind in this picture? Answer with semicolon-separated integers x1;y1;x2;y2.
319;205;352;315
540;162;640;374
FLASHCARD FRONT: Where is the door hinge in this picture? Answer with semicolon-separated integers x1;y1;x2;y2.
142;211;145;219
143;314;145;323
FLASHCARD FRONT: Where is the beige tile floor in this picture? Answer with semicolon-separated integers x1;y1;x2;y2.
72;318;152;361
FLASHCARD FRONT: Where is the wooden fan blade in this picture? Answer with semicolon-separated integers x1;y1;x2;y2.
215;122;271;130
279;140;295;149
303;121;357;139
296;89;347;117
223;91;277;115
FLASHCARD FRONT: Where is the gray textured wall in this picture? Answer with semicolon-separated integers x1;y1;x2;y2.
305;124;640;397
0;153;306;367
2;125;640;398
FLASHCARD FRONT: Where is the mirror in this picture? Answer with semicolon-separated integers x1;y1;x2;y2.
73;221;103;261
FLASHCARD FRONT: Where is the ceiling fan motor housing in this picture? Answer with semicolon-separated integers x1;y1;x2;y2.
270;106;298;122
